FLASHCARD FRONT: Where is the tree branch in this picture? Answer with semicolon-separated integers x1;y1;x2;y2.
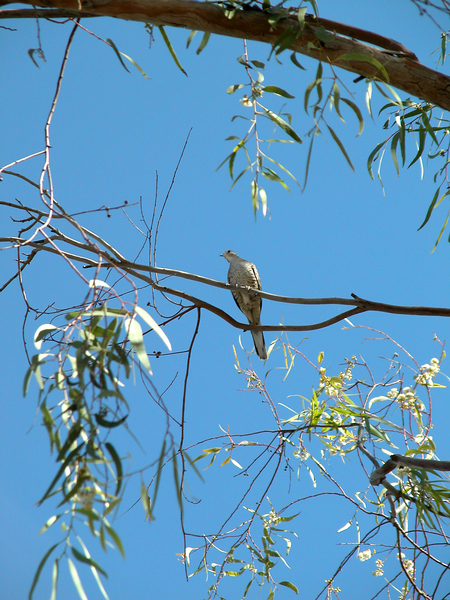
2;229;450;331
370;453;450;486
1;1;450;109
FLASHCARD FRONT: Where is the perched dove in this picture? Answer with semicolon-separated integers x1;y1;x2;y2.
221;250;267;360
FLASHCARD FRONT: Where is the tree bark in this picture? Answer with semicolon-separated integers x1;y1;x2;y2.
2;0;450;110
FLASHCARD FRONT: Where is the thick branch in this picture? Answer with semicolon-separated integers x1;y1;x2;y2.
370;453;450;486
1;1;450;110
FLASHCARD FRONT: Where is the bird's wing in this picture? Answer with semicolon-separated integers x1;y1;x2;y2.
249;264;263;313
227;269;245;315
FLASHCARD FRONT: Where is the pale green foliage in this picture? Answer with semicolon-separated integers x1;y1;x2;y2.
187;329;450;599
220;41;365;215
25;301;170;599
367;95;450;250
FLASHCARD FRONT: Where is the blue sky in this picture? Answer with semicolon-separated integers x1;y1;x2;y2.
1;1;450;599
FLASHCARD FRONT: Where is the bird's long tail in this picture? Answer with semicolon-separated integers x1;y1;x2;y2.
251;329;267;360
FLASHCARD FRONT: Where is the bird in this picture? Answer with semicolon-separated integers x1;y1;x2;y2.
221;250;267;360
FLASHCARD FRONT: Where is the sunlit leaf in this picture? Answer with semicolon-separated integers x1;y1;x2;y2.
227;84;244;94
196;31;210;54
390;132;400;175
367;141;385;179
431;211;449;253
278;580;299;594
263;85;295;99
29;543;59;599
105;442;123;495
186;30;197;49
124;317;152;374
88;279;111;289
158;26;187;76
34;324;59;350
290;52;306;70
418;187;441;230
262;108;302;143
135;305;172;351
71;547;108;578
68;557;89;600
341;97;364;136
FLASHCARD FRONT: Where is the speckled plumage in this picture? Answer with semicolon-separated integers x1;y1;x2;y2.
221;250;267;360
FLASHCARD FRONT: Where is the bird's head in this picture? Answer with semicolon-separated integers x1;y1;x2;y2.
220;250;237;263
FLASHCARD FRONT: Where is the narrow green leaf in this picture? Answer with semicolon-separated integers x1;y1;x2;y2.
95;414;128;429
431;212;449;253
408;128;426;168
339;52;389;82
186;30;197;49
259;187;268;216
135;305;172;351
242;579;253;599
263;85;295;99
364;418;393;445
172;448;183;512
397;116;406;166
67;558;89;600
337;519;352;533
38;445;83;505
57;421;82;461
106;38;130;73
263;108;302;143
418;188;441;230
117;52;149;79
332;82;344;122
366;80;373;118
105;442;123;495
326;124;355;170
251;60;265;69
196;31;210;55
421;110;439;146
303;135;314;189
71;547;108;577
152;439;167;510
390;132;400;175
24;354;45;395
367;141;385;179
39;514;61;535
251;180;259;215
28;48;40;68
290;52;306;70
158;26;187;76
124;317;152;374
104;523;125;557
339;97;364;135
227;84;244;94
376;82;404;109
141;481;152;520
304;79;317;114
184;449;205;483
263;153;300;186
29;544;59;599
230;165;252;190
49;559;59;600
34;324;59;350
272;26;299;56
76;537;110;600
279;580;299;594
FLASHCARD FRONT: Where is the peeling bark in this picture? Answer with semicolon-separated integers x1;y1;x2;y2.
1;0;450;110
